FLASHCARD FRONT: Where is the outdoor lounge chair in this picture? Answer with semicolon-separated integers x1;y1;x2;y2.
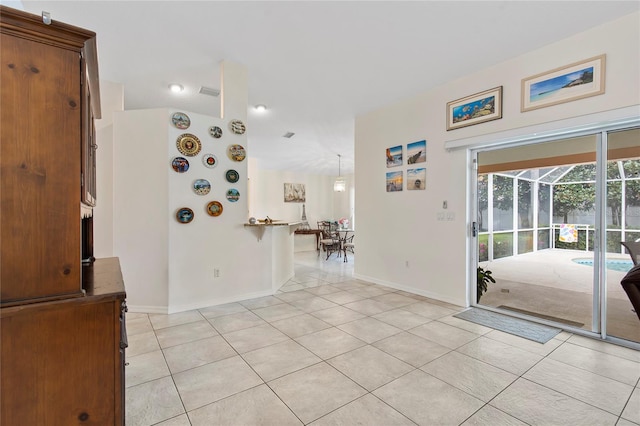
621;264;640;321
621;241;640;266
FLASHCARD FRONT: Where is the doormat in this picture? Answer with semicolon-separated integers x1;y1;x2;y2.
453;308;562;344
497;305;584;328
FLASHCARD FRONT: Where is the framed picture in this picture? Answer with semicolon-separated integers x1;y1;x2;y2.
407;168;426;190
284;183;305;203
446;86;502;131
386;171;403;192
521;54;605;112
386;145;402;168
407;140;426;164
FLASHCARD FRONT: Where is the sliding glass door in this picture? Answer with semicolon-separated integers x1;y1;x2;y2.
605;128;640;343
471;126;639;346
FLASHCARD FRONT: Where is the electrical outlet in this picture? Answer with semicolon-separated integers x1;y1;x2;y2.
213;268;220;278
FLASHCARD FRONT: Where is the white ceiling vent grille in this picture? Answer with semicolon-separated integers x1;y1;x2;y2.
198;86;220;97
283;132;295;138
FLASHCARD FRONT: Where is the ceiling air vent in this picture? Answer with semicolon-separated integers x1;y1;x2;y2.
283;132;295;139
198;86;220;97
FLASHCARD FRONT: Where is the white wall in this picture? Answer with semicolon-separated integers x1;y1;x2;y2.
248;167;354;251
112;61;285;313
93;80;124;258
113;108;170;311
354;12;640;307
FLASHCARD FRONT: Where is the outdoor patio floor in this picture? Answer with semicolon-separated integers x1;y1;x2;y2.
481;249;639;344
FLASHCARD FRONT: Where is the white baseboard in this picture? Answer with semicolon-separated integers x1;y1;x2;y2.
126;288;275;315
353;273;467;308
126;305;168;314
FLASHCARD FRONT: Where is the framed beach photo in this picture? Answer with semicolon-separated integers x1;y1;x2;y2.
407;140;426;165
386;145;402;168
521;54;605;112
446;86;502;131
407;168;426;190
386;171;403;192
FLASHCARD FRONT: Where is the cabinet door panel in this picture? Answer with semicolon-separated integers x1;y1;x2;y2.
1;33;82;302
1;301;117;425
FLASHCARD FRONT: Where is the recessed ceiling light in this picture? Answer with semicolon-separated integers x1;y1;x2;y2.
255;104;267;112
168;83;184;93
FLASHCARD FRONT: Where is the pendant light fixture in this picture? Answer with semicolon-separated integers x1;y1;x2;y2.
334;154;346;192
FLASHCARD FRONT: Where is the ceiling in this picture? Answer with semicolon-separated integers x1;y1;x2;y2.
11;1;640;175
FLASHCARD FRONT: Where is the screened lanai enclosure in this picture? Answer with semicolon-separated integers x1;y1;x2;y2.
473;127;640;346
478;159;640;262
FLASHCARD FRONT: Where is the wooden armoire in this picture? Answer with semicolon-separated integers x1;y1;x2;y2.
0;6;127;425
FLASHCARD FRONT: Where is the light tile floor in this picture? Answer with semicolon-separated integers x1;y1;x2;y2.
125;251;640;426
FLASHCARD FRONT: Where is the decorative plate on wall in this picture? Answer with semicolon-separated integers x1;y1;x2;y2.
206;201;223;217
176;207;194;223
193;179;211;195
228;144;246;162
226;188;240;202
171;156;190;173
209;126;223;138
229;119;246;135
202;153;218;168
171;112;190;129
225;169;239;183
176;133;201;156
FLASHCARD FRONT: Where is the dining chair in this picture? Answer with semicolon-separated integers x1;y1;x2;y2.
343;234;354;263
318;221;341;260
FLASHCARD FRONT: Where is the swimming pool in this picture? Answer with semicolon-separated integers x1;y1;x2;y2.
572;258;634;272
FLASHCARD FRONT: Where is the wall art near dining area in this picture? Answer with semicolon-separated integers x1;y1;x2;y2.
228;144;246;162
226;188;240;202
206;201;223;217
229;119;246;135
521;54;605;112
225;169;239;183
202;154;217;168
171;156;189;173
407;168;426;190
446;86;502;131
386;171;403;192
284;183;306;202
386;145;402;168
171;112;190;129
208;125;223;138
193;179;211;195
176;133;201;156
407;140;426;164
176;207;194;224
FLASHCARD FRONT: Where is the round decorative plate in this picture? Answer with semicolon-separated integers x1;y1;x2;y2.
209;126;223;138
228;144;246;162
225;169;239;183
226;188;240;202
176;207;194;224
193;179;211;195
171;112;190;129
229;119;246;135
171;156;190;173
176;133;201;157
206;201;223;217
202;153;218;168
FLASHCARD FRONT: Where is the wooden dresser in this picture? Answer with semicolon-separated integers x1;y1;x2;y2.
1;6;126;425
